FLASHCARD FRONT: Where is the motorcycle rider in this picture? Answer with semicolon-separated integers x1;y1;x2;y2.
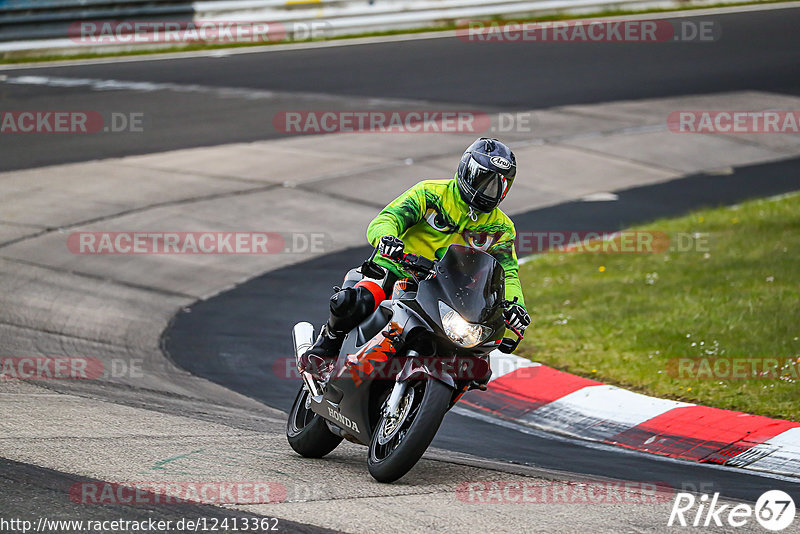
299;137;531;384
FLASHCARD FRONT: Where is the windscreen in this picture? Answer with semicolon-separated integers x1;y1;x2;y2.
431;244;504;322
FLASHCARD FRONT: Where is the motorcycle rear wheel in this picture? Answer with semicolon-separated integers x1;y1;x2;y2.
367;379;452;483
286;385;343;458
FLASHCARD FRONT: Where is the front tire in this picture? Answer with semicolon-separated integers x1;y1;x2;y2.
367;379;452;483
286;386;343;458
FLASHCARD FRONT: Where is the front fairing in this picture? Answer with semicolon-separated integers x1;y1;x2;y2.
312;300;431;444
310;247;506;442
412;245;506;343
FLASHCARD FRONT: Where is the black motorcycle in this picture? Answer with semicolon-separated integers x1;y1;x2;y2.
286;244;522;482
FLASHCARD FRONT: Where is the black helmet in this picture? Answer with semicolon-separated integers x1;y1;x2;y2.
456;137;517;213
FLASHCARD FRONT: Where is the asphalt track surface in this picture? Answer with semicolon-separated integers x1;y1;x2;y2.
165;156;800;503
0;7;799;171
2;5;800;527
0;458;336;534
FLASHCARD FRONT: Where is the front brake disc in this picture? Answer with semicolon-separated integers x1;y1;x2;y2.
378;386;415;445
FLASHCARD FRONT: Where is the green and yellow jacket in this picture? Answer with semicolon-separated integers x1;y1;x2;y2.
366;178;525;309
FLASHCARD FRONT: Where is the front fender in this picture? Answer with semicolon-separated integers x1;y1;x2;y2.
397;354;456;389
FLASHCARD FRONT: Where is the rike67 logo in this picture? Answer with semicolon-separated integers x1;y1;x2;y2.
669;490;796;531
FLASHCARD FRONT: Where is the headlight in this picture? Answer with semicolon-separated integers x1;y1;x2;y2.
438;301;492;348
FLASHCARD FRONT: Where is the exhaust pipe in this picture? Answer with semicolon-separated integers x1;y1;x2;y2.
292;321;315;361
292;322;323;399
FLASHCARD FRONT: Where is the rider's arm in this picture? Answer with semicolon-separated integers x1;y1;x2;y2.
366;182;427;246
489;232;526;310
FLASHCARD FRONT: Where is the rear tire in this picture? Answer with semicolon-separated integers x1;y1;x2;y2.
286;386;343;458
367;379;452;483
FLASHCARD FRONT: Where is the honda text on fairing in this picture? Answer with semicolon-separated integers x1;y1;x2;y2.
286;244;524;482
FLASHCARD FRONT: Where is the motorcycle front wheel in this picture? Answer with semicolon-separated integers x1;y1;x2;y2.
367;378;452;483
286;385;343;458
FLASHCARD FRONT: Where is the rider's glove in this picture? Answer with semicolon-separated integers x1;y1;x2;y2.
378;235;405;260
504;303;531;335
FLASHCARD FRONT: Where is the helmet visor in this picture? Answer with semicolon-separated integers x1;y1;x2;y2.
463;159;511;204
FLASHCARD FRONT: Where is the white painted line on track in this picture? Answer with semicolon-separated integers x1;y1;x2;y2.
581;192;620;202
0;74;434;105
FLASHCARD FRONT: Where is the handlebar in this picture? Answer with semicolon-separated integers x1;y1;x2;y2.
366;246;524;353
360;247;436;282
389;251;436;275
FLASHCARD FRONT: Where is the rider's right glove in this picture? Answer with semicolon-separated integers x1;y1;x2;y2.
378;235;405;260
504;303;531;335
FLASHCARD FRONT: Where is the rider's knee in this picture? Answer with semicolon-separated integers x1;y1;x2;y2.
329;286;377;318
329;287;357;317
341;268;362;289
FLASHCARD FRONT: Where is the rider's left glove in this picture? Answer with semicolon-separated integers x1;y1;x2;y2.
378;235;405;260
504;303;531;335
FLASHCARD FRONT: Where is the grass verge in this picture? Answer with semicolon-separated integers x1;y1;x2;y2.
516;192;800;421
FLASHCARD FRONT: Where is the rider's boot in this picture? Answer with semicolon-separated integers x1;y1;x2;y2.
298;323;344;378
298;285;379;378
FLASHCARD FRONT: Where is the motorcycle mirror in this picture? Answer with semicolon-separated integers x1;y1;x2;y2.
498;337;520;354
361;259;386;279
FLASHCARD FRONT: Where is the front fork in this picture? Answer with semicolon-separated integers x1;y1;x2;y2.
383;350;459;418
383;380;408;419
